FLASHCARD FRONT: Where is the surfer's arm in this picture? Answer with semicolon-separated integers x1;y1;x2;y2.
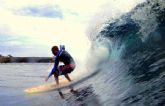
49;58;59;77
45;57;59;82
45;63;59;81
45;46;63;82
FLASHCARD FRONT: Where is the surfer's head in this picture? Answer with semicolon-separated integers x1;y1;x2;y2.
51;46;59;55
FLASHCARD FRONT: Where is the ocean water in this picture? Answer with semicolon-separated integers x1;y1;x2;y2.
0;63;101;106
0;63;60;106
1;0;165;106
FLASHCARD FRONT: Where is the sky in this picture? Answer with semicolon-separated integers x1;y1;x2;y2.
0;0;144;61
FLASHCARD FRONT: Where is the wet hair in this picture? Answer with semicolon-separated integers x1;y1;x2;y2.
51;46;59;51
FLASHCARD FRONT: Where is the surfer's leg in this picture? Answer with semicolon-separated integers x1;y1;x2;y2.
64;74;72;82
54;74;59;85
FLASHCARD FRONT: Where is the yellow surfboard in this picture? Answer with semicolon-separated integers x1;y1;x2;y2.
24;71;99;94
24;79;70;94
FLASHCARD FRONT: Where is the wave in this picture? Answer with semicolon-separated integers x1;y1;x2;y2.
88;0;165;61
86;0;165;105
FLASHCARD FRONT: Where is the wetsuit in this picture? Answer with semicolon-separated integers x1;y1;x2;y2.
52;50;75;76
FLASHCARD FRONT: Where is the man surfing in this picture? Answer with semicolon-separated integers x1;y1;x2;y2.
45;45;76;85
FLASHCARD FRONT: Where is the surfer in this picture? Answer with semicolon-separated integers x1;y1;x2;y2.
45;45;76;85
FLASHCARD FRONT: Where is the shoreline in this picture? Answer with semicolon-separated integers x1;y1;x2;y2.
0;56;53;63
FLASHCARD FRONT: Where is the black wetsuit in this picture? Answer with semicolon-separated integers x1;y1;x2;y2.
53;50;75;75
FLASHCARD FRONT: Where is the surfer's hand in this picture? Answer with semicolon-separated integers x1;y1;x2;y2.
45;76;49;82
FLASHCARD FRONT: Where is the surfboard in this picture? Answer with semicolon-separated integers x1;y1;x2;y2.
24;79;70;94
24;70;99;94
